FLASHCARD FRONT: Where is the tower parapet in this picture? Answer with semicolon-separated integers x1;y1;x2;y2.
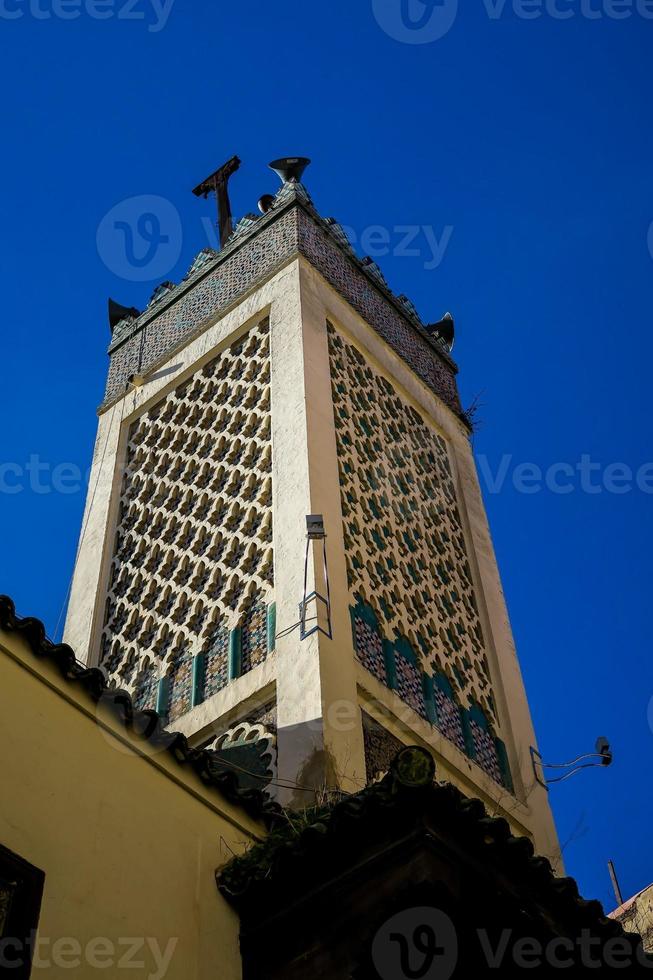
104;179;461;415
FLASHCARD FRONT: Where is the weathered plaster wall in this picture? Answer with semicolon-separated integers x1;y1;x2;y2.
0;628;263;979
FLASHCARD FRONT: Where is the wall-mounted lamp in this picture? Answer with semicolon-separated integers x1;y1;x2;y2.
300;514;332;640
531;737;613;789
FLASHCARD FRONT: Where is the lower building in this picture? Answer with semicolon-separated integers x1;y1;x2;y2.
1;594;650;978
611;885;653;953
0;595;271;979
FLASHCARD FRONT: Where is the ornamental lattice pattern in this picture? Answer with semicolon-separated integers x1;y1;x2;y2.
328;322;497;724
100;318;274;707
362;712;405;783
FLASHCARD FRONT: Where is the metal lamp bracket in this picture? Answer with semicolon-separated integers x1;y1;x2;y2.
300;516;332;640
530;738;612;789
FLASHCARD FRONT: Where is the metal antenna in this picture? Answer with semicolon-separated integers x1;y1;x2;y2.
608;860;625;907
192;155;241;248
531;737;613;789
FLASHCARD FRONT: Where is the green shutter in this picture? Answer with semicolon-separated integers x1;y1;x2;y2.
191;653;206;708
228;627;243;682
156;676;170;717
267;603;277;654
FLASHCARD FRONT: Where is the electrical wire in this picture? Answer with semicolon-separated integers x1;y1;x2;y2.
546;763;609;785
536;752;608;770
208;749;350;797
531;747;611;788
275;615;318;641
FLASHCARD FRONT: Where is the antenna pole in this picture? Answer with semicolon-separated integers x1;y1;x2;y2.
608;860;624;907
192;155;241;248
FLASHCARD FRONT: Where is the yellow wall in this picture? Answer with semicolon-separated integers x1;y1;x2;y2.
0;628;264;979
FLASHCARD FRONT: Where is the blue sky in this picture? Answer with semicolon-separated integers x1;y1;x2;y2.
1;0;651;912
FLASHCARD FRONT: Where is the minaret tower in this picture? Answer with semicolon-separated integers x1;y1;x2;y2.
65;157;559;862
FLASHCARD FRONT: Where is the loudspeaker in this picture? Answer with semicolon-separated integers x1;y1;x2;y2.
108;298;140;332
425;312;455;352
258;194;276;214
268;156;311;184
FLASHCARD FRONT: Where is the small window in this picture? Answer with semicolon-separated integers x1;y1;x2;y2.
0;844;45;979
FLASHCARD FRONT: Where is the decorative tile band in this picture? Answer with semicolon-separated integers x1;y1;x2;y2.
298;210;461;414
203;625;229;701
351;598;512;790
133;662;158;712
104;208;299;403
103;194;460;419
135;600;276;726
